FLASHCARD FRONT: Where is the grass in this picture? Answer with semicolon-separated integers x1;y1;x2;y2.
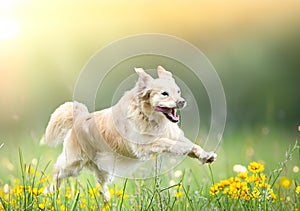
0;128;300;210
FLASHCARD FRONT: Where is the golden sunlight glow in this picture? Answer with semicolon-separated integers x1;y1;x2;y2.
0;0;20;41
0;19;20;40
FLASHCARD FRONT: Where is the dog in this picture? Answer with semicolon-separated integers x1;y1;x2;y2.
43;66;217;200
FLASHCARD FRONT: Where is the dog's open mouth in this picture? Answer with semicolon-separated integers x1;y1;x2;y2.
154;106;179;123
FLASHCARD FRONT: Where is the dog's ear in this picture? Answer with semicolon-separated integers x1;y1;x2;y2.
157;66;173;80
134;67;153;91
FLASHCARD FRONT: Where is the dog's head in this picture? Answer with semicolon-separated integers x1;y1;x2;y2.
135;66;186;123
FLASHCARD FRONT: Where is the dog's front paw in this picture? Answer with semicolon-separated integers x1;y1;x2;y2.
199;151;217;164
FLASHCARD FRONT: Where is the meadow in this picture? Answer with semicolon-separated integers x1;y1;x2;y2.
0;127;299;210
1;1;300;210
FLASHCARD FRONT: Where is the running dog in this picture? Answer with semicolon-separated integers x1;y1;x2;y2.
43;66;217;200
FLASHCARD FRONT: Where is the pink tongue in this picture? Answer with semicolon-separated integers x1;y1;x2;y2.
155;106;171;113
155;106;178;120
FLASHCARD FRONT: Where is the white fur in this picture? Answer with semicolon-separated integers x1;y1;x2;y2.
43;66;217;200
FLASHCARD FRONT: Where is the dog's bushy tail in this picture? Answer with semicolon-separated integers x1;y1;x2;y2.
41;101;89;147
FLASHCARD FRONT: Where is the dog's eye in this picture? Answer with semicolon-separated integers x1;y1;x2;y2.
161;91;169;96
177;90;181;94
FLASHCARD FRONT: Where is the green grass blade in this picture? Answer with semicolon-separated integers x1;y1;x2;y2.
70;191;80;211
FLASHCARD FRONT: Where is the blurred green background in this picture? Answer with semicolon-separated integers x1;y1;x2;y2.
0;1;300;179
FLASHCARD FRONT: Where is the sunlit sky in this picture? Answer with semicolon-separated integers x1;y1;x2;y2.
0;0;300;126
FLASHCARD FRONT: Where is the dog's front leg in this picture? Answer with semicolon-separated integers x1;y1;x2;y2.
149;137;217;164
187;144;217;164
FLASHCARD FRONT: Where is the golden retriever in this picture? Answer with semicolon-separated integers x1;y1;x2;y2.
43;66;217;200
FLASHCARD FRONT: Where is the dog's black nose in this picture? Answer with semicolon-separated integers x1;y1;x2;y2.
176;100;186;109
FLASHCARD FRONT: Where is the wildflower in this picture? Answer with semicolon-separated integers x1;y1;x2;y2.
233;164;247;173
38;198;49;210
293;166;299;173
246;174;261;184
227;177;240;184
259;181;270;189
88;187;100;198
65;187;72;199
3;184;9;194
28;165;36;175
38;203;46;209
37;176;48;185
218;180;230;188
116;190;123;197
268;189;277;201
278;177;292;189
238;171;248;179
295;186;300;195
12;186;25;197
29;187;44;197
210;161;277;203
251;187;261;199
79;198;87;209
102;204;110;211
175;191;183;198
60;204;66;211
31;158;38;166
109;188;115;196
248;161;264;173
209;184;219;195
116;190;129;199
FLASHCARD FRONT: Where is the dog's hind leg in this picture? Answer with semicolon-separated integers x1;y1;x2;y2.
44;130;86;193
87;162;113;201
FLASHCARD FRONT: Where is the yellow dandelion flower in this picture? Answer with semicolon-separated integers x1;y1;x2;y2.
260;173;267;181
60;204;66;211
177;183;183;188
222;187;229;195
38;203;46;209
242;194;251;201
88;187;100;198
246;174;261;184
175;191;183;198
268;189;277;201
102;204;110;211
230;181;242;192
251;187;261;199
238;171;248;179
228;177;240;184
219;180;230;188
109;188;115;196
115;190;129;199
296;186;300;195
13;186;24;197
248;161;264;173
279;177;292;189
56;197;62;205
80;198;87;209
31;187;39;196
259;182;270;189
209;184;219;195
27;166;36;175
116;190;123;197
37;177;48;185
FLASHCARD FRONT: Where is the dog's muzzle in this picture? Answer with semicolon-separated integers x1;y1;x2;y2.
176;100;186;109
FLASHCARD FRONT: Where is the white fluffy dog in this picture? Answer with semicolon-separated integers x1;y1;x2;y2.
43;66;217;200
